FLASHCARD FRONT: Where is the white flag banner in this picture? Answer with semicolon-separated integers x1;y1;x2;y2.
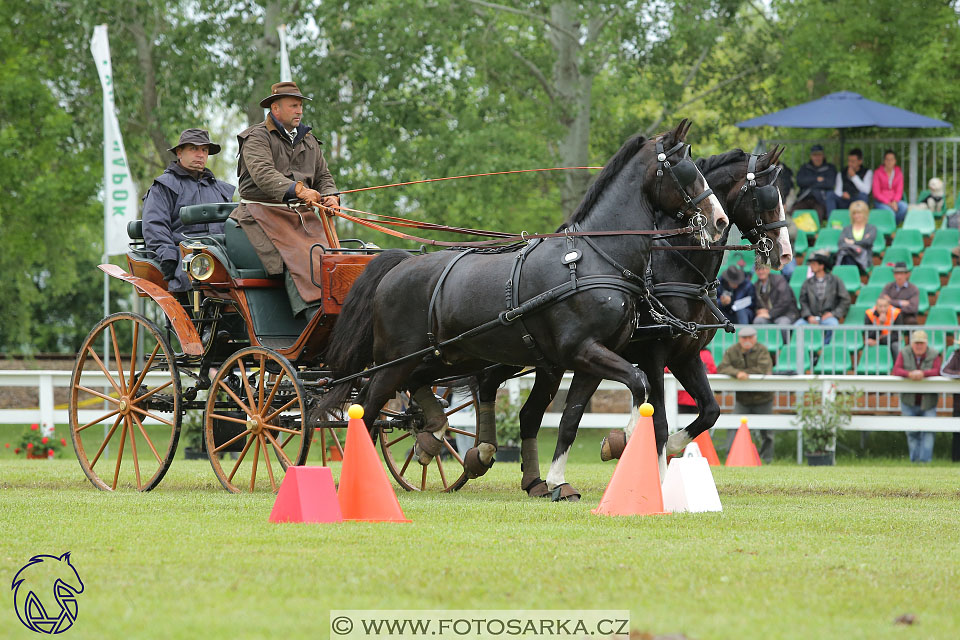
278;24;292;81
90;24;138;256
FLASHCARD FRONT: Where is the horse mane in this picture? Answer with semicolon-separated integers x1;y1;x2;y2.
562;133;648;228
696;149;747;176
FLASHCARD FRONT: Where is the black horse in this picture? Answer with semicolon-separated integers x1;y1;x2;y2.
320;121;728;475
510;147;791;499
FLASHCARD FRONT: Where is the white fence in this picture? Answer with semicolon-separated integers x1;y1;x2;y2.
4;369;956;464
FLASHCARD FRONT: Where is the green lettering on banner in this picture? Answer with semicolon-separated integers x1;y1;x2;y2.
112;156;126;168
114;190;128;201
112;174;124;184
112;206;126;217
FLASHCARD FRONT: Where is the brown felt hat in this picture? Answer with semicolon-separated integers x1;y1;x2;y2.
168;128;222;155
259;81;311;108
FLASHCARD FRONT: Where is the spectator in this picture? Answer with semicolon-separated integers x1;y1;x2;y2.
670;348;717;414
716;326;775;464
872;149;908;224
939;348;960;462
753;264;799;334
863;295;903;357
919;177;946;214
833;147;872;209
795;251;850;343
881;262;920;324
795;144;840;222
718;265;755;325
778;162;796;211
835;200;878;275
892;330;941;463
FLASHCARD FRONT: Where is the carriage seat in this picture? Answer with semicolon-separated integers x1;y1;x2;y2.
178;202;238;226
224;218;276;279
127;220;145;240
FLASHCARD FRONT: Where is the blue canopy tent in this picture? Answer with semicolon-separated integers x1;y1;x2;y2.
736;91;951;201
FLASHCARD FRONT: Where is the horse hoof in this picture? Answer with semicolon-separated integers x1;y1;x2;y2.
522;478;551;498
600;429;626;461
415;431;444;465
463;447;495;478
550;483;581;502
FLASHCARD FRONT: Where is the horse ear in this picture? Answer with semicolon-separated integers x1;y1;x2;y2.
670;118;690;144
771;145;785;165
60;552;71;562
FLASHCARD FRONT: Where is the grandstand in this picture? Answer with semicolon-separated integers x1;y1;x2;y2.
718;204;960;374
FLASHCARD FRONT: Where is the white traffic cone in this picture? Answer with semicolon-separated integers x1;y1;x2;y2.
661;442;723;513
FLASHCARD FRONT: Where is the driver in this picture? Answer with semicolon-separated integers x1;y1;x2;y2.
142;129;235;294
230;81;340;317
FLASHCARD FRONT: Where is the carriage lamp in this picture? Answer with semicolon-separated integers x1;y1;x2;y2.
185;253;215;282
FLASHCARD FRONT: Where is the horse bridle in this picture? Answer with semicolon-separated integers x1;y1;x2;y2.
733;154;789;257
655;139;714;247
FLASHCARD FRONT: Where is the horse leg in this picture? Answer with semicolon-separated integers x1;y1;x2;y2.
665;357;720;455
599;364;669;481
519;367;564;497
411;386;449;465
462;366;519;479
361;361;421;442
545;372;600;502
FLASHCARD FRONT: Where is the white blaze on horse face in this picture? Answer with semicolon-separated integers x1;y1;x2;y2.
707;191;728;241
545;447;570;489
776;191;792;266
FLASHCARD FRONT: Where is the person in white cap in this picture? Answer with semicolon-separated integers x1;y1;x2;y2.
716;326;775;463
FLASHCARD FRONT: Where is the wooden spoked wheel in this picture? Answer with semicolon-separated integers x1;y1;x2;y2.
378;386;479;492
204;347;310;493
70;312;182;491
315;424;346;466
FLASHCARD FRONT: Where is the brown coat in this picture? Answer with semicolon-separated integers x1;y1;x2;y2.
231;116;338;295
716;343;774;405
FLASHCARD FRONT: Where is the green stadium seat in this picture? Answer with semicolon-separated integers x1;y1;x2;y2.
879;247;913;269
709;330;738;363
934;286;960;313
833;264;862;295
890;229;925;256
812;227;842;253
855;345;893;374
832;327;865;353
916;190;946;217
845;302;872;324
755;326;784;353
924;306;958;352
872;232;887;256
948;269;960;288
827;209;850;229
902;209;936;235
867;265;895;286
774;344;811;374
792;209;820;237
919;247;955;276
787;326;824;351
813;344;852;374
869;209;897;239
918;294;930;315
722;249;754;274
789;268;808;299
909;266;942;296
793;229;809;255
856;283;886;307
931;228;959;250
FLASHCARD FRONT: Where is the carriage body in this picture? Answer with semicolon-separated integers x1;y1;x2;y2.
69;203;479;494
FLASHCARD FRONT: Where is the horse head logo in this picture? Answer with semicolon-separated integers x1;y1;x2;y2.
11;552;84;634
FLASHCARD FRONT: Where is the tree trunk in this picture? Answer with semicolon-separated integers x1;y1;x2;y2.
128;18;168;177
245;2;287;125
549;1;592;216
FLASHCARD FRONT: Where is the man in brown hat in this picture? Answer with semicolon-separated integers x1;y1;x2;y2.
142;128;236;293
230;81;340;316
880;262;920;324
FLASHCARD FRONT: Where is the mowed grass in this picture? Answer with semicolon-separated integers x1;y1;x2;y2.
1;430;959;640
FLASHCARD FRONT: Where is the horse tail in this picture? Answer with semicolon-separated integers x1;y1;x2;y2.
319;249;414;411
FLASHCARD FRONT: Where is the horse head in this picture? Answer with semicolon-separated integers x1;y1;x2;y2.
12;552;84;632
645;119;729;244
722;145;792;270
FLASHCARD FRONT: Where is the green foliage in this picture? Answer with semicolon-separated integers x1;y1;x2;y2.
793;383;860;454
494;389;529;447
11;423;67;457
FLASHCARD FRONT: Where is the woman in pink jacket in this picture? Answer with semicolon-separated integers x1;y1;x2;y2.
872;149;908;223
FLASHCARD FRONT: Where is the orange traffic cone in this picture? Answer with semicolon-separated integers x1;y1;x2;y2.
269;466;343;523
337;405;411;522
693;430;721;466
725;417;762;467
592;403;668;516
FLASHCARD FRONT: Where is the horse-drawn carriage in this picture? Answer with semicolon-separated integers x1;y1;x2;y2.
68;202;481;493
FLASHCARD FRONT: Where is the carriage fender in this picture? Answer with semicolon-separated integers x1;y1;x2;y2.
98;263;203;355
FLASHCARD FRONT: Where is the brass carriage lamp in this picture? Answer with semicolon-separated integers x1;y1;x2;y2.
183;242;215;315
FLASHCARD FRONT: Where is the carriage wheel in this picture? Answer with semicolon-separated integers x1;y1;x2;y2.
379;386;480;492
70;312;182;491
204;347;310;493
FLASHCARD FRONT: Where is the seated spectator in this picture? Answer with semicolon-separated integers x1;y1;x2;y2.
794;251;850;343
669;348;717;414
835;200;878;275
863;295;903;357
833;147;872;209
795;144;840;222
892;330;941;463
718;265;755;325
716;326;775;464
919;177;946;214
872;149;908;224
753;264;799;334
881;262;920;324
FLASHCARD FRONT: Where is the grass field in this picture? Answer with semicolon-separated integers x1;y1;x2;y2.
1;428;959;640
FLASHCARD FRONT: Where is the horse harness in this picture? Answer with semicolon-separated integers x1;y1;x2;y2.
734;154;790;258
